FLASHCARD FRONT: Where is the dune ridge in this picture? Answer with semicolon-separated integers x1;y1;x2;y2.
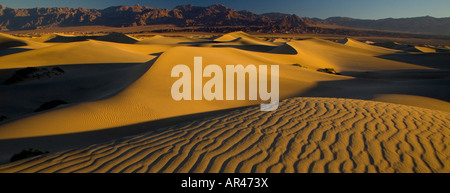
214;31;278;46
0;40;154;69
0;33;49;50
0;97;448;173
337;37;399;54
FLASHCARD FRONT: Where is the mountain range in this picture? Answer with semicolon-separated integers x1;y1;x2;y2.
0;4;449;36
324;16;450;36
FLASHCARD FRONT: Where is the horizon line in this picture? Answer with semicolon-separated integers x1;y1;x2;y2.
1;3;449;20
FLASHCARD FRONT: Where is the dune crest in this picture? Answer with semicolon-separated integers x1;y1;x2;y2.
337;37;398;54
0;40;154;69
0;33;48;50
215;31;277;46
94;32;138;44
373;94;450;112
414;46;437;53
0;33;28;49
31;33;88;43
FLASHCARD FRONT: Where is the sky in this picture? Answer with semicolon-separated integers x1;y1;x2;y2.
1;0;449;19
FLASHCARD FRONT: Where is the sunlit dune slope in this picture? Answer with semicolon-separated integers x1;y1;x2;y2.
373;41;440;53
215;31;278;46
0;40;154;68
337;37;399;54
30;33;88;43
0;97;448;173
373;94;450;113
138;35;202;45
287;38;430;72
0;33;49;49
414;46;437;53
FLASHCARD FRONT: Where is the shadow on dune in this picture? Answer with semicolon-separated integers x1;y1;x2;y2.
37;33;138;44
149;52;164;56
93;32;138;44
177;40;298;54
0;59;155;126
0;105;253;164
376;53;450;70
177;40;279;52
0;58;161;163
0;48;33;57
0;40;28;49
212;44;278;52
43;35;93;43
177;40;221;45
298;69;450;102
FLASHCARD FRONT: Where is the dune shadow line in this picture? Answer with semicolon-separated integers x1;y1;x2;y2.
0;104;253;164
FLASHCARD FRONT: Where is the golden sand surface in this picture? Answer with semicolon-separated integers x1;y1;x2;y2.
0;31;448;172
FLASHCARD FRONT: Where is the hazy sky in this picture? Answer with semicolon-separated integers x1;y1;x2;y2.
1;0;449;19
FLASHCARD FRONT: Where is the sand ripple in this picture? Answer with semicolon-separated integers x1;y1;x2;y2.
0;97;449;173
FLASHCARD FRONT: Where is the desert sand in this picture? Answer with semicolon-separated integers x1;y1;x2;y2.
0;31;448;172
0;97;448;173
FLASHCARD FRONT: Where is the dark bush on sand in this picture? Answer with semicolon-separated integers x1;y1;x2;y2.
317;68;341;75
10;148;49;163
35;100;68;112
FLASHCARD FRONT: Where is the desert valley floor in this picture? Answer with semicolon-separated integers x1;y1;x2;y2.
0;31;449;173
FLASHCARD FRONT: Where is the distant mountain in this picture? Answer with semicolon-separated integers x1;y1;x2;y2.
0;4;100;30
261;12;292;20
324;16;450;35
0;4;449;37
0;4;309;31
96;4;274;27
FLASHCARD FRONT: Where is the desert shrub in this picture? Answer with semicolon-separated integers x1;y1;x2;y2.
4;67;38;84
317;68;341;75
10;148;49;163
0;115;7;121
35;100;68;112
51;67;65;74
292;64;303;67
5;66;65;85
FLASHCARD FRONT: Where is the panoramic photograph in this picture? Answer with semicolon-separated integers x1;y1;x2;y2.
0;0;449;181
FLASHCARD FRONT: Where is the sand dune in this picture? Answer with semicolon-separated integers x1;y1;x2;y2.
414;46;437;53
31;32;139;44
0;43;350;139
285;38;429;72
31;33;89;43
0;32;443;139
0;40;154;69
94;32;138;44
271;38;291;43
373;94;450;113
0;97;448;173
138;35;201;45
0;32;448;172
269;44;298;54
0;62;151;121
337;38;398;54
215;31;278;46
0;33;28;49
373;41;439;53
0;33;48;50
